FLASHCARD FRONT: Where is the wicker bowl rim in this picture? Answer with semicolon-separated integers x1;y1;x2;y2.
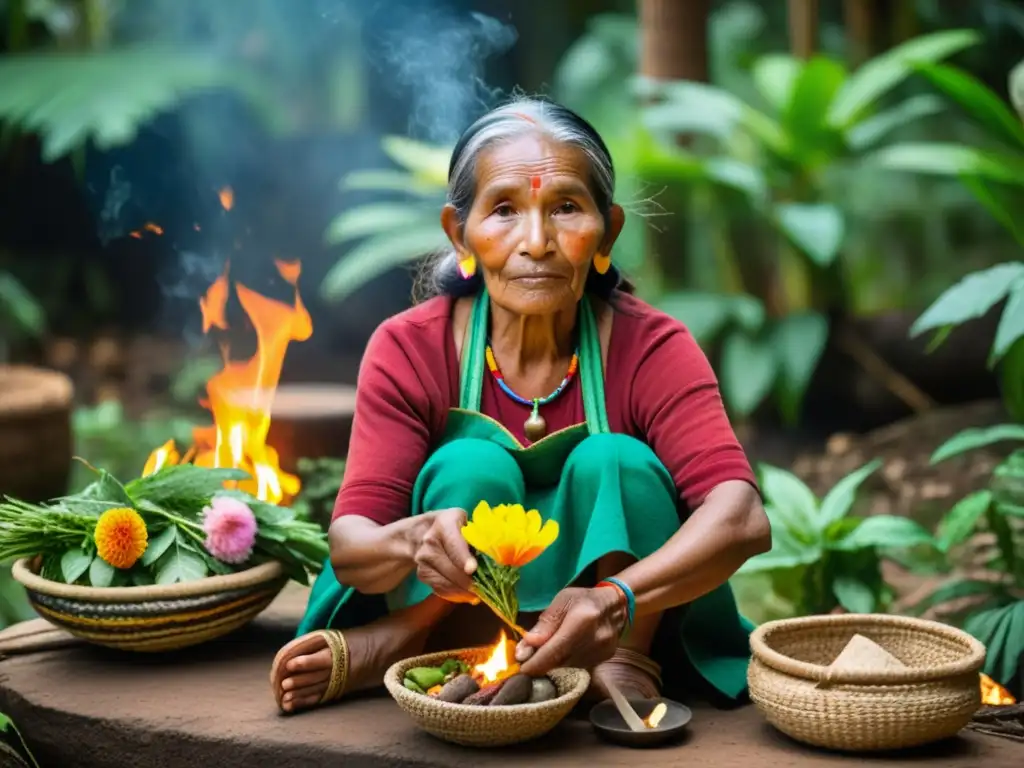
750;613;986;685
384;647;590;713
12;557;285;602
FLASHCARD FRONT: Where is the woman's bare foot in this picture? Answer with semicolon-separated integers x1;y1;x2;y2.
587;656;661;704
271;610;435;713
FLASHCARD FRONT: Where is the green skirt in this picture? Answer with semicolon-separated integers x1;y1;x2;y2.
297;433;753;701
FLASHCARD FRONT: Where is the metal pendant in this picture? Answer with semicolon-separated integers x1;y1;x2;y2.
524;400;547;442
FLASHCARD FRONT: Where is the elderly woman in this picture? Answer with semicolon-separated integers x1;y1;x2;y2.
270;98;770;714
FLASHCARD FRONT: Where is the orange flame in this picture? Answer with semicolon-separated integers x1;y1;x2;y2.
474;631;519;684
219;187;234;211
143;439;180;477
129;222;164;239
143;259;312;504
980;673;1016;706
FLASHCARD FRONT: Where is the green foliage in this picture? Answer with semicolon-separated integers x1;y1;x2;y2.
290;457;346;532
0;271;45;344
71;401;199;491
0;709;39;768
736;461;933;617
965;601;1024;686
0;462;329;588
321;137;450;301
0;45;282;163
640;30;980;420
909;444;1024;686
909;263;1024;367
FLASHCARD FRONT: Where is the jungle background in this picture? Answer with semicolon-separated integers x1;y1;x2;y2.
0;0;1023;694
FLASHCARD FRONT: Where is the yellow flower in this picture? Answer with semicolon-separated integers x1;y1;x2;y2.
94;507;148;569
461;501;558;567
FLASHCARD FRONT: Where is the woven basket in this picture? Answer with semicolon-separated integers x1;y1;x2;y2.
12;557;287;652
748;613;986;752
0;366;73;502
384;647;590;747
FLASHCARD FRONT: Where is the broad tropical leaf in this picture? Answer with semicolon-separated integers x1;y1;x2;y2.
914;62;1024;149
870;143;1024;186
832;514;933;551
992;281;1024;362
910;262;1024;338
751;54;801;112
818;459;883;530
936;490;992;552
827;29;981;127
320;223;449;301
783;56;847;153
325;203;434;246
774;202;845;267
0;272;45;337
657;291;764;344
757;464;819;536
719;330;777;417
844;94;945;151
0;45;277;162
380;136;451;186
832;575;876;613
771;311;829;425
931;424;1024;464
964;600;1024;685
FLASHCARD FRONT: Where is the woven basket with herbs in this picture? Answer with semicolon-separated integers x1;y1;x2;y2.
0;462;328;651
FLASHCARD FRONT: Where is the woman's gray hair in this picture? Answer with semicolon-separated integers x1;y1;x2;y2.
414;97;630;301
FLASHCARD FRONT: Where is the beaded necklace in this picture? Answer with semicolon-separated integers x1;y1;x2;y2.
485;344;579;441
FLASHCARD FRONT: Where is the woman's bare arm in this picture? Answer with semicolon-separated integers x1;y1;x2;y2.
328;508;479;600
615;480;770;615
328;515;424;594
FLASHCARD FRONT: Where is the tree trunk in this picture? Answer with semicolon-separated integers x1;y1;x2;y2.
636;0;711;293
787;0;819;59
638;0;711;82
844;0;878;66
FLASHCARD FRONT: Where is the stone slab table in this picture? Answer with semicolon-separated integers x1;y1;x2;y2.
0;586;1019;768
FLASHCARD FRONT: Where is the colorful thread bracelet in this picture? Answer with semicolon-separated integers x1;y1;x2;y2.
597;577;636;637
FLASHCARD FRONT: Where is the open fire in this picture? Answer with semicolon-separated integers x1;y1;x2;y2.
142;257;312;505
980;673;1016;706
474;630;519;684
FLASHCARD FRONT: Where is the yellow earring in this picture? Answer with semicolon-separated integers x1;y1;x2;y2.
593;252;611;275
458;253;477;279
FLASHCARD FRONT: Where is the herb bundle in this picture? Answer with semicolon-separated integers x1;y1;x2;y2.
0;463;328;588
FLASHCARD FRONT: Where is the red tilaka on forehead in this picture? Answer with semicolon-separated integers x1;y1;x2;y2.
530;175;542;198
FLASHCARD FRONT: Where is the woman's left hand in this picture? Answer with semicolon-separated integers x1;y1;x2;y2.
514;587;627;675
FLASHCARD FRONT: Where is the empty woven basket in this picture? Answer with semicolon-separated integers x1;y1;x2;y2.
385;647;590;747
13;557;287;652
748;614;985;752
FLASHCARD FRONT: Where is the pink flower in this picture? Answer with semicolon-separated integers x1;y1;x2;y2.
202;496;258;564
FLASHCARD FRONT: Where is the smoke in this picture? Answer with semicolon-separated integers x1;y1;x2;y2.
376;9;518;143
82;0;519;344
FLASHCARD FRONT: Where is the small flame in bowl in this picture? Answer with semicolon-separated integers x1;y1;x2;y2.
474;630;518;684
644;702;668;729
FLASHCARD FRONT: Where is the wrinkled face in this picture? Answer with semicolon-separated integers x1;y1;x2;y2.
442;132;624;316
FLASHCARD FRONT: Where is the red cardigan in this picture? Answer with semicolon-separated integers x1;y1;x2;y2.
333;292;756;525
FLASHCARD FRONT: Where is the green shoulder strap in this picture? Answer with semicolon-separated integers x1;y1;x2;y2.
578;296;610;435
458;291;610;434
459;291;489;411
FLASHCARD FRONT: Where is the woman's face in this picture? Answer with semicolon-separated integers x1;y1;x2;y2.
442;132;624;316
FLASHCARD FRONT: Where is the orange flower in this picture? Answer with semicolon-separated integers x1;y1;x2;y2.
94;507;148;569
461;502;559;568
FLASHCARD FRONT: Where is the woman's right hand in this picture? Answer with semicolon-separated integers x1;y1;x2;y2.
413;508;479;604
